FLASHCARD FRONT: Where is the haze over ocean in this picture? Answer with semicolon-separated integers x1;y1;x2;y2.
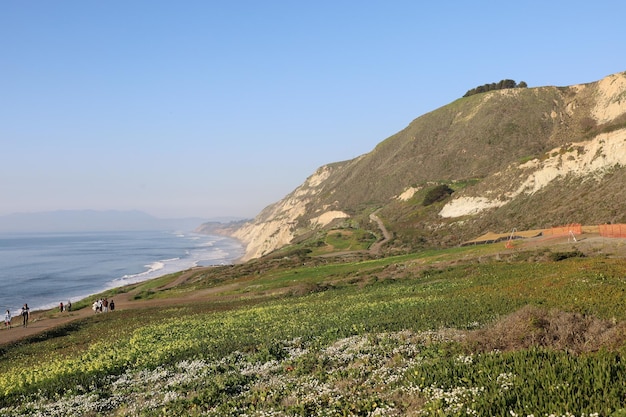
0;230;244;315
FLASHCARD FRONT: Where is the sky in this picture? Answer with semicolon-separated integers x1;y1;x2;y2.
1;1;624;220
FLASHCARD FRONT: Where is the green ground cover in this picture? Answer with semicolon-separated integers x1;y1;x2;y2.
2;245;626;416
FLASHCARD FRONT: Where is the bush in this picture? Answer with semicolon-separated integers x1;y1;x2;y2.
423;184;454;206
549;249;585;262
463;79;528;97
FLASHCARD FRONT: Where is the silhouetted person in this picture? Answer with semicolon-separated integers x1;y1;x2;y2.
21;304;29;327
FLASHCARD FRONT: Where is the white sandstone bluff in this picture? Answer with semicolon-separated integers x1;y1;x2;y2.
233;165;349;262
440;72;626;218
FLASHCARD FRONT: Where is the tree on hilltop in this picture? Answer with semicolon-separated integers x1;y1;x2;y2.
463;79;528;98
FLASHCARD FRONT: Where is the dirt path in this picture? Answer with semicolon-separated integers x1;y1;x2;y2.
0;266;230;346
157;265;213;290
317;211;392;258
0;290;136;345
3;230;620;347
369;211;391;255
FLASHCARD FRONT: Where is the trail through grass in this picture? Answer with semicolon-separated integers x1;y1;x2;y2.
2;248;626;415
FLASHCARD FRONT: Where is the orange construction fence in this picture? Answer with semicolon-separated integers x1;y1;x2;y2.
599;224;626;238
546;223;582;237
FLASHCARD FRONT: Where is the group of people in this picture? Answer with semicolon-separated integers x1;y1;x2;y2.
4;304;30;329
92;298;115;313
3;297;118;330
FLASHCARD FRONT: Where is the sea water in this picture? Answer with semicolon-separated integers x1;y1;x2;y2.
0;230;244;315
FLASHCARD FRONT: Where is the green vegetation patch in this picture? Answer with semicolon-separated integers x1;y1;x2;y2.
423;184;454;206
3;252;626;415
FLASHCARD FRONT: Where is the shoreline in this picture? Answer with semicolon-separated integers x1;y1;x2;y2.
1;231;246;316
0;265;219;346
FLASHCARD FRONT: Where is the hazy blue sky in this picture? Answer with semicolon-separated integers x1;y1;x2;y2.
1;1;624;219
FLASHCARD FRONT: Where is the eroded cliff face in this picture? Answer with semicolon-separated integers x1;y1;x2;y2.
232;72;626;261
440;72;626;218
440;128;626;218
232;164;350;261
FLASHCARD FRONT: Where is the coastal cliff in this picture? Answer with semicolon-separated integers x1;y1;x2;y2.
231;163;352;261
219;72;626;261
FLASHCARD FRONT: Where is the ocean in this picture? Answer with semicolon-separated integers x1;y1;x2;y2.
0;230;244;315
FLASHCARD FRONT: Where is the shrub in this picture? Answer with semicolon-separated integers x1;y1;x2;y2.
549;249;585;261
463;79;528;97
423;184;454;206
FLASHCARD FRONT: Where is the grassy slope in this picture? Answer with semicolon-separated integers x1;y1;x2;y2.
271;79;626;254
2;237;626;415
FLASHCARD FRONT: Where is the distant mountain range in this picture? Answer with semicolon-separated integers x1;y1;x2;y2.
0;210;242;233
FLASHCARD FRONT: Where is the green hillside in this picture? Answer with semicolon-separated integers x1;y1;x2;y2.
3;236;626;415
5;73;626;416
238;72;626;258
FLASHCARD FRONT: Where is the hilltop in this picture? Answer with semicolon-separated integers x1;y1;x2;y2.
222;71;626;261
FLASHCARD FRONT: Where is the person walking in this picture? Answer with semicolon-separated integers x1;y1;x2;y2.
4;310;11;329
21;304;29;328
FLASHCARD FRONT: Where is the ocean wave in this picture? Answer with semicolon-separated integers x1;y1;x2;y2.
0;231;244;313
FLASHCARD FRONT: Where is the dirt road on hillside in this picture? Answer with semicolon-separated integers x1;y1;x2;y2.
369;212;392;255
0;290;136;345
